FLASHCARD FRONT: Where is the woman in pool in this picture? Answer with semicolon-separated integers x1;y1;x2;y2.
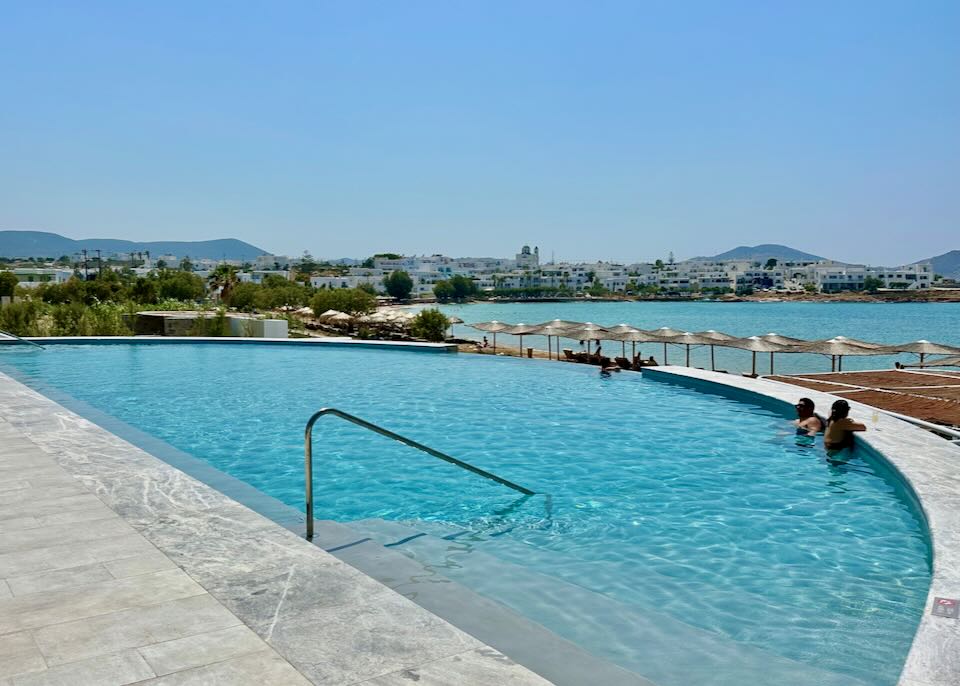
824;399;866;457
794;397;826;446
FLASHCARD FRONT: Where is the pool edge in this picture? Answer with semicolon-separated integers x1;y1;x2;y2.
642;365;960;686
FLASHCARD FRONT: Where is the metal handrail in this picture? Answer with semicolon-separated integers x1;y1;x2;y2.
0;329;44;349
304;407;534;539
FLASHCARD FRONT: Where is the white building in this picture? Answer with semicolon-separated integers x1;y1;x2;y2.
6;268;74;287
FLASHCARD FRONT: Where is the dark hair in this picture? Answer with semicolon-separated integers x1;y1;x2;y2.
797;397;814;410
829;399;850;422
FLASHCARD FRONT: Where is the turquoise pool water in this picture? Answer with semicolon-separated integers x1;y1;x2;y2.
0;344;930;685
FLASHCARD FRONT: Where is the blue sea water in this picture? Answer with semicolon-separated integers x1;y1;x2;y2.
0;343;930;685
435;300;960;374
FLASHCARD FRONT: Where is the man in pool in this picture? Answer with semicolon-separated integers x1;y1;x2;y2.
824;399;866;457
794;397;826;446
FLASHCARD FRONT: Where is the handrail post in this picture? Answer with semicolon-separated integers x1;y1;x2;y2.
305;415;317;540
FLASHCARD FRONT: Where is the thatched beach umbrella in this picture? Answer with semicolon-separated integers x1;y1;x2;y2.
791;337;887;372
661;332;713;367
876;339;960;365
723;336;793;376
607;328;663;361
606;323;641;357
562;322;610;356
468;321;513;353
505;323;540;357
319;309;343;321
446;315;464;338
530;321;580;360
696;330;737;371
647;327;686;365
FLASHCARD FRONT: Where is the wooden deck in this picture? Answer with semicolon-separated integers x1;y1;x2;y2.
767;369;960;428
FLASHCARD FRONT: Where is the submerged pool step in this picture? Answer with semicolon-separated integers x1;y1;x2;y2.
344;518;869;686
310;518;654;686
360;516;911;680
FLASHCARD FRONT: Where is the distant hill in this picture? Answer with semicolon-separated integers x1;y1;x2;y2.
0;230;269;261
914;250;960;280
695;244;826;262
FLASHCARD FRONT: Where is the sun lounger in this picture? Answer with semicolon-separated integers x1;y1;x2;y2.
563;348;576;361
615;357;632;369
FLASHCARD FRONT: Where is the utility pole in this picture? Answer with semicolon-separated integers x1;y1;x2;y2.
81;250;89;280
95;249;103;277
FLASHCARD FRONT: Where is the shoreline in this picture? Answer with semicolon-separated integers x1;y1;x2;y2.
413;291;960;306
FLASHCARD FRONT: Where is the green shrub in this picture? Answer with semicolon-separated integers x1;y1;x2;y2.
311;288;376;315
410;309;449;342
0;300;45;336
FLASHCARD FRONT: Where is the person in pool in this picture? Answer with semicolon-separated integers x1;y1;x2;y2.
824;399;866;456
794;397;826;445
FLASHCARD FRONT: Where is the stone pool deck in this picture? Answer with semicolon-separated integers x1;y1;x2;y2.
643;366;960;686
0;370;549;686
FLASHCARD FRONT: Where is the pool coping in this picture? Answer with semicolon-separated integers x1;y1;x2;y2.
0;368;552;685
642;366;960;686
0;335;459;352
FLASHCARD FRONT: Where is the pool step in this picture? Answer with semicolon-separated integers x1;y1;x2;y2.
364;516;914;680
308;518;653;686
345;518;869;686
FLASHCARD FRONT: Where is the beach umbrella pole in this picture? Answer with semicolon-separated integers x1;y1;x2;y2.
752;351;757;376
769;352;774;375
710;344;715;371
493;332;496;353
685;344;691;367
519;334;523;357
663;342;668;365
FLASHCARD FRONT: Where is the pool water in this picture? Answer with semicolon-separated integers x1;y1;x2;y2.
0;344;930;685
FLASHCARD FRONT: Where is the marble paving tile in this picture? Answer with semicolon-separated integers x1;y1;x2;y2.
0;631;45;681
0;579;10;599
0;485;88;508
363;647;554;685
0;533;157;578
263;591;483;685
5;562;115;597
0;481;29;494
137;625;268;676
8;650;154;686
0;518;134;556
132;650;311;686
31;595;242;666
102;551;176;579
0;493;105;523
0;569;205;634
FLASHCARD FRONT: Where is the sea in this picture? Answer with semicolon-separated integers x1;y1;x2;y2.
429;300;960;375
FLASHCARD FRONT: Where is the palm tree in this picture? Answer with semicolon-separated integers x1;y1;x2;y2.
208;264;239;303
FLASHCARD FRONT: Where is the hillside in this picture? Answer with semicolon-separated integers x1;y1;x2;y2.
697;244;825;262
0;230;269;261
915;250;960;280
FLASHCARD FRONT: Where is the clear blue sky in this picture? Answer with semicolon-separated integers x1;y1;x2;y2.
1;1;957;264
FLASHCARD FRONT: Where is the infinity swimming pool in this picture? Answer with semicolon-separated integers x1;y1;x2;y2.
0;343;930;685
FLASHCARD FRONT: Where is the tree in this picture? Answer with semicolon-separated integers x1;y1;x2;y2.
156;259;167;270
864;276;884;293
433;280;454;302
765;258;778;270
0;271;18;297
311;287;376;315
130;277;158;304
653;259;664;272
383;270;414;300
410;309;449;342
208;264;239;302
448;275;478;301
157;270;205;301
356;282;377;295
180;256;194;272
